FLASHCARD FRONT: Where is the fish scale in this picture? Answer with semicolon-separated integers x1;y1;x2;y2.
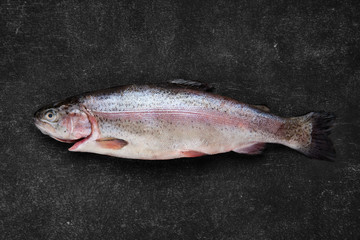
75;86;290;159
34;81;336;161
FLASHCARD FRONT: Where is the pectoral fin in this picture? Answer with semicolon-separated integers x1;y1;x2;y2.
96;138;128;150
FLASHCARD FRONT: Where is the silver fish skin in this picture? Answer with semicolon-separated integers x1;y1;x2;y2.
34;81;336;161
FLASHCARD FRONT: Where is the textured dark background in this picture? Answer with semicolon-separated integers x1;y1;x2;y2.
1;0;360;239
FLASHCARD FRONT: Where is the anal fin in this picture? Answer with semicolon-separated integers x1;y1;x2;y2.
233;143;266;155
96;138;128;150
180;150;206;158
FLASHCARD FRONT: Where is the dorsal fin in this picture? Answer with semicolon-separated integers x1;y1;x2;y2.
251;104;270;112
167;79;214;92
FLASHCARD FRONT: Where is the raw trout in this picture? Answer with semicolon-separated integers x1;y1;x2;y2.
34;80;336;161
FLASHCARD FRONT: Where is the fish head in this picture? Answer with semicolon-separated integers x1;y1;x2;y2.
34;102;92;143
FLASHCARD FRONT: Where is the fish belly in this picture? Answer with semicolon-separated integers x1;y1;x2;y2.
75;86;285;160
83;109;278;160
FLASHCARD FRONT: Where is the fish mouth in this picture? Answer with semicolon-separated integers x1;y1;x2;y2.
34;118;55;135
34;117;80;144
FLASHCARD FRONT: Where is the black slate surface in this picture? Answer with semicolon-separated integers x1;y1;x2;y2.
1;0;360;239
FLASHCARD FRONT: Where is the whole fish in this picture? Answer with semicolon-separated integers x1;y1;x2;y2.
34;80;336;161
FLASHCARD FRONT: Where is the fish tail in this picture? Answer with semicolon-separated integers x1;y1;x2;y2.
280;112;336;161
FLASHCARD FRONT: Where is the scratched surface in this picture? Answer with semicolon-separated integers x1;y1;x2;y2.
1;1;360;239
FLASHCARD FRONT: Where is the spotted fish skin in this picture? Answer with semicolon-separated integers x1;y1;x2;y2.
34;83;336;161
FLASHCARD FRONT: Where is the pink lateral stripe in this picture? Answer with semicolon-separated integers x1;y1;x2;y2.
91;109;244;126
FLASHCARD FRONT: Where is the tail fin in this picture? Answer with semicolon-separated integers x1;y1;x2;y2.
282;112;336;161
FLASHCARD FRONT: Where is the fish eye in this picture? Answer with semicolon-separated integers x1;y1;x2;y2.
44;110;57;122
